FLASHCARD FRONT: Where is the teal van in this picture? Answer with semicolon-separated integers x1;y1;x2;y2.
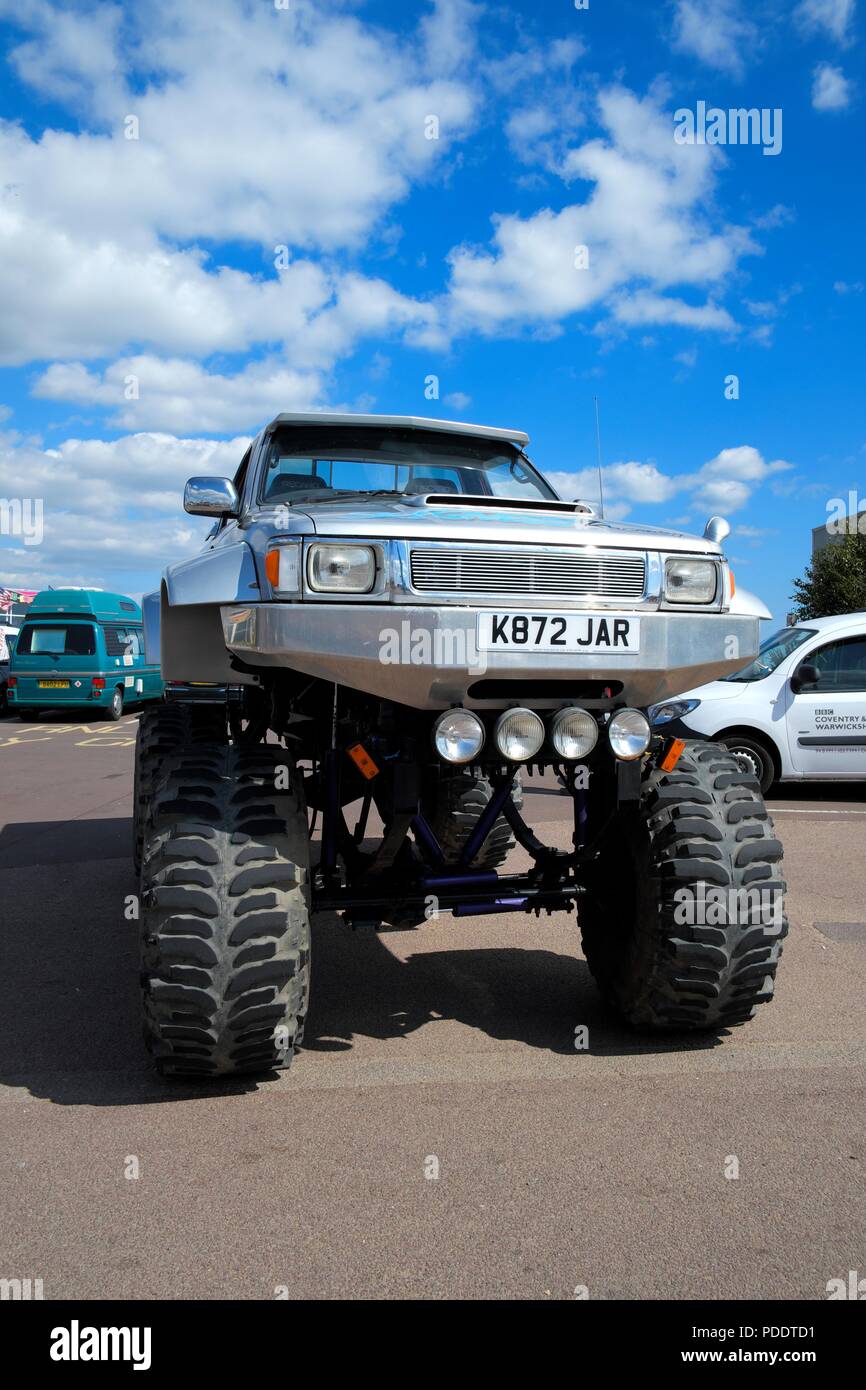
8;589;163;721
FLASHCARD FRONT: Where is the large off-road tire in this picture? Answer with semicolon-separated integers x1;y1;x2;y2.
579;740;787;1032
139;743;311;1078
422;769;523;869
133;701;228;873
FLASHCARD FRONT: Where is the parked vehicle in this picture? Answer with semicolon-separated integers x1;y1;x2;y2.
8;588;163;720
135;411;786;1078
0;623;19;714
650;611;866;794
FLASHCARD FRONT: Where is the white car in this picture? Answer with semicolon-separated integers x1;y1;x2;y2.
649;611;866;792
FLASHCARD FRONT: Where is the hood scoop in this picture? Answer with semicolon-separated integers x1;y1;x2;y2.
413;493;596;516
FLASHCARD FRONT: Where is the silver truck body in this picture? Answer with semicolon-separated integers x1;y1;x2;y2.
145;412;769;709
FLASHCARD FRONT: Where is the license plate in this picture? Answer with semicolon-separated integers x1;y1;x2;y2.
477;612;640;653
38;680;70;688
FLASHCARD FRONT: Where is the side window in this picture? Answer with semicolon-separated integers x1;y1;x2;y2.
800;637;866;692
123;629;142;659
103;625;126;657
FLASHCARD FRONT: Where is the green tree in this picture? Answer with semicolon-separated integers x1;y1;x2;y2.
791;530;866;619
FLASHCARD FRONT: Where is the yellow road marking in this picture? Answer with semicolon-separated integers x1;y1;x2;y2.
0;735;54;746
75;737;136;746
0;716;139;747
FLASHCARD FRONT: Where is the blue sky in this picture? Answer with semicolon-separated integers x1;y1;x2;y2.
0;0;863;622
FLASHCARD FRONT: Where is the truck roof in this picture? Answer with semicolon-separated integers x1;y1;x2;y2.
263;411;530;447
26;589;142;622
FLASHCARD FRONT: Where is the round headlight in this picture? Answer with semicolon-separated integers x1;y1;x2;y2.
608;708;651;761
494;707;545;762
550;707;598;760
433;709;485;764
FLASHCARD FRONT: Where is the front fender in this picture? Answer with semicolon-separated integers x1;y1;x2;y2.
145;547;262;684
164;540;261;606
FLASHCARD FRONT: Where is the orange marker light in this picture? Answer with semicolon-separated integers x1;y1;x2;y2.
659;737;686;772
347;743;380;780
729;568;736;597
265;548;280;587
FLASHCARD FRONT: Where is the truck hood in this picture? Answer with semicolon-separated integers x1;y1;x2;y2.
292;496;721;554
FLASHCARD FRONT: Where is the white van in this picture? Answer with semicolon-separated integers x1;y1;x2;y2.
649;611;866;792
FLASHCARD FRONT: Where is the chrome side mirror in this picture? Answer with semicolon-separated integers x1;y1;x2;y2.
703;515;731;544
184;476;240;517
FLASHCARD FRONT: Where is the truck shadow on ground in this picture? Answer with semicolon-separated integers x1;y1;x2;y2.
0;816;724;1108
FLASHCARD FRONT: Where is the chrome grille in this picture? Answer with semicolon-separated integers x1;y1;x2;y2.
410;546;647;598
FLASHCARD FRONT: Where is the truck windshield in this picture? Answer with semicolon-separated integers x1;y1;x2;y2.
724;627;816;682
16;623;97;656
260;427;557;505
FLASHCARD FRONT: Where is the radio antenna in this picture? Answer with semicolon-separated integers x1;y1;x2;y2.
593;395;606;519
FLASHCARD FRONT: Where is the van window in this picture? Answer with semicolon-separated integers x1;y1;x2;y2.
17;624;97;656
801;636;866;693
104;625;140;657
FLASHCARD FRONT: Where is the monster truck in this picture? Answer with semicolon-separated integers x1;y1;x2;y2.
135;412;786;1077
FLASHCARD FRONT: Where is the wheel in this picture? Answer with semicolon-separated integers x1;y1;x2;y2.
718;734;775;795
421;768;523;869
139;743;311;1077
579;740;787;1032
132;701;228;874
105;687;124;721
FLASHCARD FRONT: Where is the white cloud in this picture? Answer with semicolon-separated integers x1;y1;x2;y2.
547;445;790;517
0;0;467;378
0;429;250;587
795;0;856;44
499;38;587;171
443;86;755;338
420;0;481;75
32;356;326;433
811;63;853;110
670;0;758;78
444;391;472;412
753;204;796;231
833;279;864;293
610;292;737;332
12;261;440;425
0;0;476;251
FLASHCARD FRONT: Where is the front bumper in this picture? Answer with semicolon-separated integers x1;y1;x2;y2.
220;603;760;710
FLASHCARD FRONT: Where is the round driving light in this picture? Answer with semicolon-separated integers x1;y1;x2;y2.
433;709;485;764
608;708;651;761
550;707;598;760
494;707;545;762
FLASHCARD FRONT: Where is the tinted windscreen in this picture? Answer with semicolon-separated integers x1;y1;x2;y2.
17;623;97;656
260;427;555;504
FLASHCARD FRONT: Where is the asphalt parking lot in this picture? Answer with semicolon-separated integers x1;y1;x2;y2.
1;709;865;1300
